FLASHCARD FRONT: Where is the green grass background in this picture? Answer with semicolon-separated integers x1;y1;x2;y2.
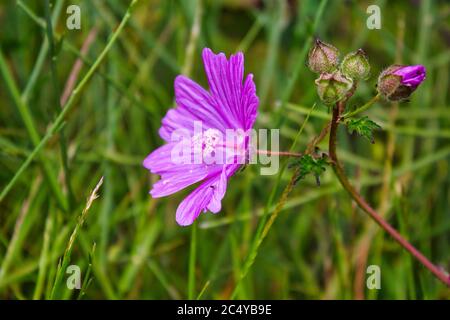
0;0;449;299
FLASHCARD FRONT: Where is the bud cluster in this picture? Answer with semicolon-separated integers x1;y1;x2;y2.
307;39;426;104
307;39;368;105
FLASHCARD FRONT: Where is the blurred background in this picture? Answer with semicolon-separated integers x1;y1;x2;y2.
0;0;449;299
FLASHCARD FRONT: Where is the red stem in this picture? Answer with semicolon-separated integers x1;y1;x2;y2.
256;149;303;157
329;104;450;287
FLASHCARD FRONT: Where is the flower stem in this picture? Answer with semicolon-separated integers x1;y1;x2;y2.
256;149;303;157
230;105;328;299
342;93;381;119
329;104;450;287
188;221;197;299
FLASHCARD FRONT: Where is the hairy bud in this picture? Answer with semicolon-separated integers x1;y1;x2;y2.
307;39;339;73
341;49;370;80
377;65;426;101
315;71;353;105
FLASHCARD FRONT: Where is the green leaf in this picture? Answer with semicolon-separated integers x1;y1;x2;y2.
293;154;329;186
346;116;381;143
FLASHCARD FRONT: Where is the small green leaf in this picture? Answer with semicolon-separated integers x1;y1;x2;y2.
346;116;381;143
293;154;328;186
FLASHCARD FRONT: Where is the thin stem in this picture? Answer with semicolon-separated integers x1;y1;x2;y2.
342;93;381;119
273;0;328;128
21;0;64;103
329;104;450;287
49;177;104;299
182;0;202;76
60;27;98;106
0;176;42;285
33;210;53;299
188;221;197;299
256;149;303;157
230;105;328;299
0;0;140;203
44;0;75;210
184;0;202;301
17;0;151;115
0;49;67;211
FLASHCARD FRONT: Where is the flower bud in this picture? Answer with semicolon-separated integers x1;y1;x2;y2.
377;64;426;101
314;71;353;105
341;49;370;80
307;39;339;73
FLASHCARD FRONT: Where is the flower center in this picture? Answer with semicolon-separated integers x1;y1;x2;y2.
192;128;222;156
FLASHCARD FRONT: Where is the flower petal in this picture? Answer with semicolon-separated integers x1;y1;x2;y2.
206;166;227;213
159;75;230;141
143;142;224;197
202;48;244;128
242;74;259;130
394;65;426;88
202;48;259;130
150;164;221;198
175;164;240;226
143;143;178;173
175;175;217;226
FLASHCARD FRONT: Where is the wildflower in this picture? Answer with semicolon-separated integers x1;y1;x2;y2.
143;48;259;226
341;49;370;80
307;39;339;74
377;64;426;101
314;70;353;105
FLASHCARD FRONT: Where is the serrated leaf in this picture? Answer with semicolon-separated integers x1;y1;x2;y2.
293;154;328;186
346;116;381;143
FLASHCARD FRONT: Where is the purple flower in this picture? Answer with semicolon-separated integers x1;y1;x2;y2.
393;65;426;89
377;64;426;101
143;48;259;226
